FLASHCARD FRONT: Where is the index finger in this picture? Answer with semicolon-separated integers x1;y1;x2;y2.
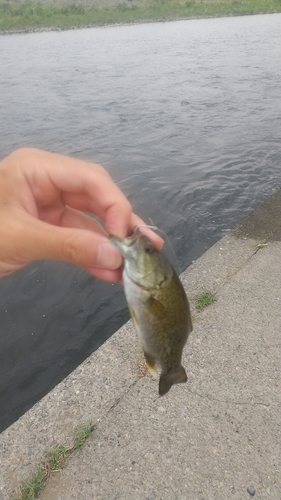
14;148;164;245
15;148;133;239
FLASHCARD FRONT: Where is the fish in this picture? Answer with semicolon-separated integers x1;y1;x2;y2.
109;227;192;396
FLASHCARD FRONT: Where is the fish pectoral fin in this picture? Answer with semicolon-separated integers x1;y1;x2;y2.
129;306;138;327
143;350;157;378
146;295;166;320
159;366;187;396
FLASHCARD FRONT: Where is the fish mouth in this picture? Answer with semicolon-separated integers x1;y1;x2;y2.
108;227;141;257
109;227;141;249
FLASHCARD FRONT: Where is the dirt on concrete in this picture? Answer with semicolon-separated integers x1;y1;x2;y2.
232;188;281;242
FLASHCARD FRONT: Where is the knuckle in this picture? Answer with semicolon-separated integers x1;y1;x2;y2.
7;147;34;163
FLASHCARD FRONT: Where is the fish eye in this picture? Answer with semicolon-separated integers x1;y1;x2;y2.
144;244;154;255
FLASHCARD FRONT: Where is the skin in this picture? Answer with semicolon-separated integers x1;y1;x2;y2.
0;148;163;281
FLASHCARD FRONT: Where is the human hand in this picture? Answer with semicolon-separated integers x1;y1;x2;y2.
0;148;162;281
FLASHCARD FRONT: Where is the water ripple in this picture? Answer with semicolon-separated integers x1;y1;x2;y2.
0;14;280;431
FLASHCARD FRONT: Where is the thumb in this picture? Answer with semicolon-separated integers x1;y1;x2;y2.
0;212;123;270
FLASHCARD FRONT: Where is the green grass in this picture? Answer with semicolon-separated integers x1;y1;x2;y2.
74;419;93;448
195;289;217;310
16;420;94;500
0;0;281;33
256;239;267;249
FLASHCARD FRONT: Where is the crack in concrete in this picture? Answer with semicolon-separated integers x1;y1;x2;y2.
187;387;279;408
91;378;139;428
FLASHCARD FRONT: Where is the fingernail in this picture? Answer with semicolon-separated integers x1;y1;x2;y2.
97;241;122;269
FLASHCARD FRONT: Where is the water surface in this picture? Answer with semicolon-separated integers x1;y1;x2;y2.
0;14;280;432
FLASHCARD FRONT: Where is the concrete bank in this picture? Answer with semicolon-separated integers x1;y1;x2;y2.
0;189;280;500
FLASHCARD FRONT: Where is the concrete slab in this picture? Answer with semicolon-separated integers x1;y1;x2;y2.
0;189;280;500
37;241;281;500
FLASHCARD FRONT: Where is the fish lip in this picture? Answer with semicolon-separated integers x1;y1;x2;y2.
108;234;135;250
108;233;136;259
108;227;142;251
124;226;143;245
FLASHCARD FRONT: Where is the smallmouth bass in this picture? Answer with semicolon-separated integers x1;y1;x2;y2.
109;227;192;396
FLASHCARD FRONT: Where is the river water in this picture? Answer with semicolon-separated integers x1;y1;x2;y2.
0;14;280;432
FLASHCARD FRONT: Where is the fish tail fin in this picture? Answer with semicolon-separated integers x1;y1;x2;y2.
159;366;187;396
144;350;157;378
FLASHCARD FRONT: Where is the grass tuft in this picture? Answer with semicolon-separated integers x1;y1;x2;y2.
45;444;70;471
256;239;267;249
74;420;93;449
18;466;46;500
195;289;217;310
16;420;95;500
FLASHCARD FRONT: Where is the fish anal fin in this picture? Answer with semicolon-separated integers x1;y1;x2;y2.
143;350;157;378
159;366;187;396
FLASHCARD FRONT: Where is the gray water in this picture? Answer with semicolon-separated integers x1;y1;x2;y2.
0;14;280;432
